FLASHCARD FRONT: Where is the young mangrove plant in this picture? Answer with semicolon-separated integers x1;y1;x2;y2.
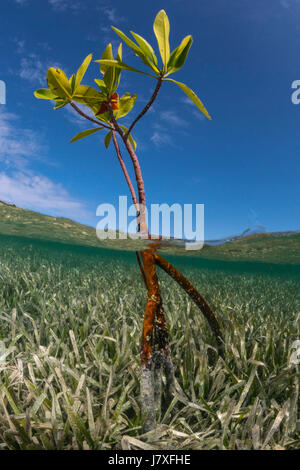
34;9;224;432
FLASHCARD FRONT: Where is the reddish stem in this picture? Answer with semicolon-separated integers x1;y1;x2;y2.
136;252;148;289
108;102;148;234
140;251;161;368
70;102;113;130
154;253;224;356
126;77;163;137
111;130;138;211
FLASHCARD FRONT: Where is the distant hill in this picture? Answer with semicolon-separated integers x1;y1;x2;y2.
0;200;139;250
0;201;299;264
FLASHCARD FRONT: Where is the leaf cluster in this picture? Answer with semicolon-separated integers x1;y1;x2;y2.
34;10;211;148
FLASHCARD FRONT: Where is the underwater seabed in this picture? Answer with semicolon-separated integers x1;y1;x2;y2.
0;232;299;449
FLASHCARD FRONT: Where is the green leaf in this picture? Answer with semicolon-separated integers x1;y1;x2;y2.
114;70;121;92
104;130;112;148
130;31;159;73
95;59;156;78
130;31;158;65
99;44;114;75
65;402;94;448
166;35;193;75
111;26;142;56
111;26;160;74
99;44;116;94
69;74;76;94
2;385;21;414
117;43;122;62
95;112;111;124
54;100;68;110
31;392;47;416
164;78;211;120
94;79;106;92
114;43;123;91
47;68;72;100
104;65;115;94
94;79;105;88
117;93;137;119
73;90;106;121
73;85;105;105
10;418;31;444
34;88;58;100
153;10;170;70
75;53;93;89
70;127;104;144
119;125;137;150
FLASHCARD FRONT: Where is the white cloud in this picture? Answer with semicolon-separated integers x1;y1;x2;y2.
102;7;117;22
101;6;125;23
48;0;81;11
181;96;194;106
176;99;207;121
19;53;64;85
150;109;191;147
19;54;47;85
0;171;88;218
280;0;300;8
160;109;188;127
150;131;174;148
14;0;83;11
38;42;52;51
192;110;205;121
13;38;26;54
150;107;191;147
280;0;291;7
0;110;42;169
0;109;88;219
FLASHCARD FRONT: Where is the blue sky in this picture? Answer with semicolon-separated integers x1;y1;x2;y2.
0;0;300;240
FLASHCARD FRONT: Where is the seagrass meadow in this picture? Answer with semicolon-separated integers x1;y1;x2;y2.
0;230;299;450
